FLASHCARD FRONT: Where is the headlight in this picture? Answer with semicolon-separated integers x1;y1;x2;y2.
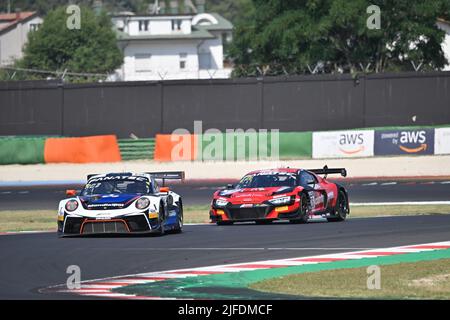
215;199;229;207
269;196;291;205
136;197;150;210
65;200;78;212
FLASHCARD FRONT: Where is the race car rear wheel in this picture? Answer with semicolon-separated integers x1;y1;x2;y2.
327;190;348;222
290;193;309;224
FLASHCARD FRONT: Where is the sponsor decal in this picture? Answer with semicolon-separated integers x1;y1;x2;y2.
374;129;434;155
87;203;124;209
96;215;112;220
313;130;374;158
89;175;148;183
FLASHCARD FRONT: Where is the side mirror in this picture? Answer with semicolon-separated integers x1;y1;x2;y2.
66;189;77;196
226;184;234;189
160;187;170;193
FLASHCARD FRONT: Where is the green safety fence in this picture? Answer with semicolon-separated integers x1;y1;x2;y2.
198;131;312;160
0;137;46;164
118;138;155;160
278;132;312;159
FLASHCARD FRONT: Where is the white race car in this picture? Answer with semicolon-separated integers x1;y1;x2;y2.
57;172;184;237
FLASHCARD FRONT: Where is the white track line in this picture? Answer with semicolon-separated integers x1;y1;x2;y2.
351;201;450;206
42;240;450;300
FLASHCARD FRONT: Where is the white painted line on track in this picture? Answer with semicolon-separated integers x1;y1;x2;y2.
351;201;450;206
380;182;397;186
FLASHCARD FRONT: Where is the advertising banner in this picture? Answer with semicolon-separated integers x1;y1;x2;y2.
313;130;374;158
435;128;450;155
374;129;434;156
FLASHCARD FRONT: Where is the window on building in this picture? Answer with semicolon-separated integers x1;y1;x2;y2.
138;20;149;32
172;19;182;31
179;53;187;69
29;23;41;32
199;51;212;69
135;54;152;72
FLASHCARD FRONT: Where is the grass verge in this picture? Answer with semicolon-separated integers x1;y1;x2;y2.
0;204;449;232
250;258;450;299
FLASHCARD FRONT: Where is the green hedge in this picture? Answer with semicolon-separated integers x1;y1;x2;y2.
0;137;46;164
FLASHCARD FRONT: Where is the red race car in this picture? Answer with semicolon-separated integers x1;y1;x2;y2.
210;166;349;225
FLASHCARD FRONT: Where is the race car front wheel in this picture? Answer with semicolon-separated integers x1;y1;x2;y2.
154;203;166;236
172;201;183;234
327;190;348;222
290;193;309;224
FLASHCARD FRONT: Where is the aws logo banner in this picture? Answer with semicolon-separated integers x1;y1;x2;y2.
374;129;434;155
313;130;374;159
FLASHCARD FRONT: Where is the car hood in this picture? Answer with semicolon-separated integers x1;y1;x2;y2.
218;186;295;203
79;194;141;210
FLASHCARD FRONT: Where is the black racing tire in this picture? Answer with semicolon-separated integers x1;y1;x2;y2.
216;221;233;226
172;201;183;234
289;193;309;224
154;203;166;236
327;190;349;222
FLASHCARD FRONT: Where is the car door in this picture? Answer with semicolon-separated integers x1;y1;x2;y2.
299;170;326;213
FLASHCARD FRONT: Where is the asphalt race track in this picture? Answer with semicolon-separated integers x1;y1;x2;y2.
1;179;450;210
1;215;450;299
0;179;449;299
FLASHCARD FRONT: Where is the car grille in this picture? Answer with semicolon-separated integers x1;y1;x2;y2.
124;215;150;232
227;207;268;220
81;221;128;234
63;216;84;234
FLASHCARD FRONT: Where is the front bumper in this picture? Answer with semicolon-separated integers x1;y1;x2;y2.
210;202;301;222
58;213;160;236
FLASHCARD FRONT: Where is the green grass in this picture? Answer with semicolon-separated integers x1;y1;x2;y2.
0;204;449;232
250;258;450;299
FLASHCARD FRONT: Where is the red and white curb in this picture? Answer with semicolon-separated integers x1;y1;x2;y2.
41;240;450;299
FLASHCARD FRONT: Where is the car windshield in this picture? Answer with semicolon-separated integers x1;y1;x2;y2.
236;173;297;188
81;179;150;196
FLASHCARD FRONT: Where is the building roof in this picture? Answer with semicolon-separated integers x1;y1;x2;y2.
115;12;232;42
0;11;38;34
202;13;233;31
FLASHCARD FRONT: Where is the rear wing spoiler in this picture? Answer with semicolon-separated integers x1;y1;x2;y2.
147;171;185;186
307;165;347;178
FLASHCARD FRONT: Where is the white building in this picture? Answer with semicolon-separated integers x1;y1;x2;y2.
0;11;43;66
111;11;233;81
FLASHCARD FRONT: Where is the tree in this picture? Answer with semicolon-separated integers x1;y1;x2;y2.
18;5;123;81
229;0;450;77
207;0;254;25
